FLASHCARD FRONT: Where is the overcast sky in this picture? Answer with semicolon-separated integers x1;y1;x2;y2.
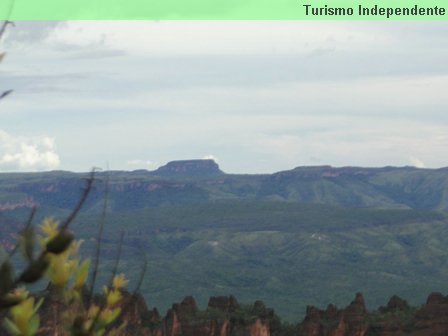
0;21;447;173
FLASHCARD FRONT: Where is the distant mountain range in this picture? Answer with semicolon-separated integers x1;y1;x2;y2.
1;160;448;321
1;159;448;212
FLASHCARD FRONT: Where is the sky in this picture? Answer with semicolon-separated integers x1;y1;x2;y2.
0;21;448;174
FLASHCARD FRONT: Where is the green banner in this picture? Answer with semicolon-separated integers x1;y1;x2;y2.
1;0;447;20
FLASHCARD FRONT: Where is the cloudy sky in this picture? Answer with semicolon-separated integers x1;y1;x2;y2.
0;21;447;173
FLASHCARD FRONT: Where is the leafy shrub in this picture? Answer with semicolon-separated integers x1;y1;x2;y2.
0;174;132;335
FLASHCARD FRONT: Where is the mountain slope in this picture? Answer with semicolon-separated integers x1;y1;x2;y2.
1;162;448;321
1;162;448;211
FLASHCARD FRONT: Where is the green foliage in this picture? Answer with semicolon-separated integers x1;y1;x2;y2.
0;174;132;335
142;316;163;332
3;295;43;336
365;305;418;331
230;304;264;325
0;214;129;335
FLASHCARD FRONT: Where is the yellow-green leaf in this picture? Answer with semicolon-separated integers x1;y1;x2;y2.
3;317;21;335
74;259;90;290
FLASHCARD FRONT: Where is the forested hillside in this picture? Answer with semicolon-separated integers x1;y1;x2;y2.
1;160;448;320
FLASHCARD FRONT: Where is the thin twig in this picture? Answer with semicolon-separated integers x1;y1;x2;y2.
0;21;14;41
12;173;95;288
60;170;95;231
8;206;37;258
1;16;14;102
88;174;110;304
0;89;13;100
88;230;125;334
109;230;125;285
0;0;15;41
1;1;16;106
132;251;147;295
107;250;148;333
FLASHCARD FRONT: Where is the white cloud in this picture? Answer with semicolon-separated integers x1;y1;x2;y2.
0;130;60;171
202;154;219;163
409;156;425;168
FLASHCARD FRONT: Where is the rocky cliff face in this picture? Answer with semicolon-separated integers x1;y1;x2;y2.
150;295;274;336
2;164;448;211
7;290;448;335
297;293;368;336
152;160;224;177
118;291;448;336
30;293;279;336
297;292;448;336
409;292;448;336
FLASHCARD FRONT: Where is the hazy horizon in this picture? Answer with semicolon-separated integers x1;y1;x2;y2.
0;158;447;175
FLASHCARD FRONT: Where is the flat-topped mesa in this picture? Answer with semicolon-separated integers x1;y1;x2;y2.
151;159;224;177
273;165;416;179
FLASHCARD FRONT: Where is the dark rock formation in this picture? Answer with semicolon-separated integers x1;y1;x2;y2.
155;295;273;336
8;290;448;335
379;295;410;313
364;295;412;336
118;291;153;335
208;295;240;313
152;160;224;177
297;292;448;336
297;293;368;336
411;292;448;336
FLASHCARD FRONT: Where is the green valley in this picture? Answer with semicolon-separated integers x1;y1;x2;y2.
1;160;448;321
